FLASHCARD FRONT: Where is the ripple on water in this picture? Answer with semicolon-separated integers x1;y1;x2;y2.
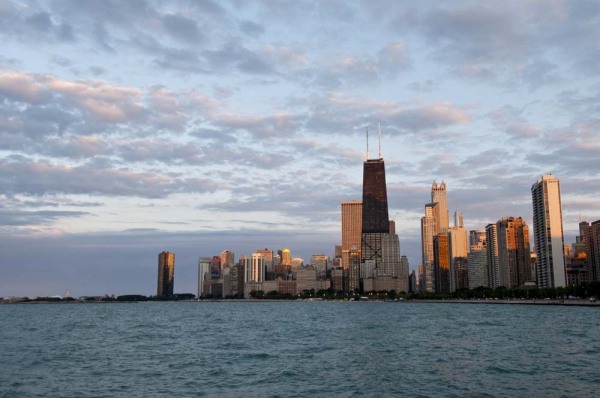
1;302;600;397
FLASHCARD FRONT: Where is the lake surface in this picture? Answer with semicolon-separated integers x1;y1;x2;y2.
1;302;599;397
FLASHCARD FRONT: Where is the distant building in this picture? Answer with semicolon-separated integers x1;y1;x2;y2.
198;257;211;298
532;175;566;287
311;254;329;275
486;223;499;288
433;233;450;293
220;250;235;269
468;240;488;289
496;217;532;288
342;200;362;270
589;220;600;281
157;251;175;297
421;203;437;293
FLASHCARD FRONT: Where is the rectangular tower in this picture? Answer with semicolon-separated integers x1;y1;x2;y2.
157;251;175;297
531;175;566;288
341;201;362;269
361;159;390;268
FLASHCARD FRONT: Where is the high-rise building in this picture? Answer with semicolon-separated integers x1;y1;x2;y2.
278;248;291;266
588;220;600;282
244;253;265;283
431;181;449;234
220;250;235;269
210;256;221;278
531;175;566;288
359;149;404;293
486;223;499;288
342;201;362;270
361;158;390;270
157;251;175;297
421;204;436;292
448;220;468;292
433;233;450;293
496;217;532;288
255;248;274;274
468;239;488;289
197;257;211;298
311;254;329;275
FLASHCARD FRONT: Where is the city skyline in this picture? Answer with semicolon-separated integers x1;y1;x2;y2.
1;1;600;297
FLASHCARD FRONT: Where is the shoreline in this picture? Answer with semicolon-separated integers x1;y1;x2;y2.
3;298;599;307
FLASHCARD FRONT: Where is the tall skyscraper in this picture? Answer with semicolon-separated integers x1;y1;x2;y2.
433;233;450;293
531;175;566;288
485;223;499;288
431;181;449;234
448;214;468;292
341;201;362;269
496;217;532;288
157;251;175;297
359;133;403;293
421;203;436;292
198;257;211;298
361;158;390;270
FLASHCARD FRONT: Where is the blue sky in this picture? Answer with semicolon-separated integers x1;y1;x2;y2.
1;0;599;297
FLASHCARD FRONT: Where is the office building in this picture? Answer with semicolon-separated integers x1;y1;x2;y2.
342;200;363;269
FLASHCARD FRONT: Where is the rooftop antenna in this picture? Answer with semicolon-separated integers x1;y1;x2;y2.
365;121;370;160
378;122;382;159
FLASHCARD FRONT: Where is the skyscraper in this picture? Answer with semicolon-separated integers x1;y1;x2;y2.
486;223;499;288
359;134;403;293
421;203;436;292
431;181;449;234
531;175;566;288
198;257;211;298
496;217;532;288
468;233;488;289
157;251;175;297
433;233;450;293
588;220;600;282
220;250;235;269
361;157;390;268
341;200;362;269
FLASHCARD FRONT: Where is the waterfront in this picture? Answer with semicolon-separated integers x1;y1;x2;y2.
1;302;599;397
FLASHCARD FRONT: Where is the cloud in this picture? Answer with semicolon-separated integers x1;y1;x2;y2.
162;13;204;43
0;209;88;226
0;157;221;198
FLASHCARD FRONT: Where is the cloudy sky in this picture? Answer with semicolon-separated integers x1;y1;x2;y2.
1;0;599;297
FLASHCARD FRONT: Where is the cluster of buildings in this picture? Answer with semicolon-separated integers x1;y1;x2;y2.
418;175;600;293
156;134;599;299
156;134;411;298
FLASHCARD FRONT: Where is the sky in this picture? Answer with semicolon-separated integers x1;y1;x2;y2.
1;0;599;297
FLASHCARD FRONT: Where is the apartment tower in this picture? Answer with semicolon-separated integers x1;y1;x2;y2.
531;175;566;288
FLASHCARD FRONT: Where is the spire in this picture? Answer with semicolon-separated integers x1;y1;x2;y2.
432;180;437;189
365;124;369;160
378;122;382;159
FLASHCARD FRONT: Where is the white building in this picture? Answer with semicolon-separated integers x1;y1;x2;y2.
532;175;566;288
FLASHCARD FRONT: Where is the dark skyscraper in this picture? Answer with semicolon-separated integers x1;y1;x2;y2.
361;159;390;269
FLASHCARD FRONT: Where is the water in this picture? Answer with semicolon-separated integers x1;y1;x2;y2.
1;302;599;397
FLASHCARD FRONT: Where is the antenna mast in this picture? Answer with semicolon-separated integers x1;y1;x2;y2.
365;123;369;160
378;122;382;159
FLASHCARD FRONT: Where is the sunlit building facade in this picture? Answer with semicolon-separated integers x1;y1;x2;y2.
532;175;566;288
157;251;175;297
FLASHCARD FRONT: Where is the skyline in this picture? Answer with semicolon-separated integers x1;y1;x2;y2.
1;1;600;297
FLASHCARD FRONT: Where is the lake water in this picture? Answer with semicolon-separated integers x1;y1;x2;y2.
1;302;599;397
